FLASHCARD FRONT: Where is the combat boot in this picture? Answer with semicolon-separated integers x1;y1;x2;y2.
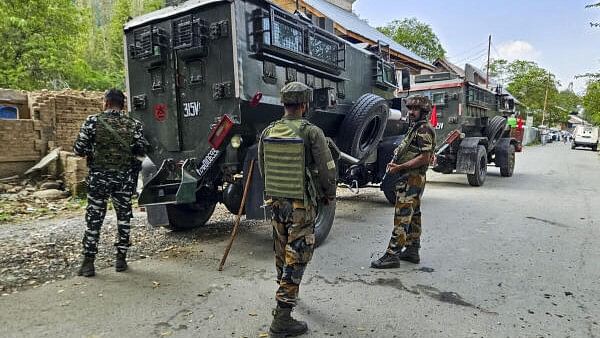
77;256;95;277
370;252;400;269
115;252;128;272
270;306;308;337
399;244;420;264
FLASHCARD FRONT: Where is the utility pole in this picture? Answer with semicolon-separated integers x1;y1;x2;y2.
542;72;551;126
485;35;491;89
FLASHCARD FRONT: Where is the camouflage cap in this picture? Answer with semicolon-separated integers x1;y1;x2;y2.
281;82;312;104
405;95;432;112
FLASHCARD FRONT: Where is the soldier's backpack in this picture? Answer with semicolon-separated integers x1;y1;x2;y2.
92;113;136;171
262;119;319;206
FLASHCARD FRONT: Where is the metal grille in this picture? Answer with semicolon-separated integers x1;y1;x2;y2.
173;16;194;49
131;27;153;59
308;34;338;66
272;17;303;53
173;16;208;49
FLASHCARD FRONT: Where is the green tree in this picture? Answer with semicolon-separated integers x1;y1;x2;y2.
0;0;84;90
583;81;600;124
377;18;446;62
488;59;566;126
556;89;582;113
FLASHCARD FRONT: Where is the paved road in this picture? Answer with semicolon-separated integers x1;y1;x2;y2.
1;142;599;338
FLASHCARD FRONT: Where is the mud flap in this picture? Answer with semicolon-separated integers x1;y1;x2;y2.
494;138;515;168
456;137;487;174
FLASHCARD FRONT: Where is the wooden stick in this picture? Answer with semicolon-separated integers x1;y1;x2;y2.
218;159;255;271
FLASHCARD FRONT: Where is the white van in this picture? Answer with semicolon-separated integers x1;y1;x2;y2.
572;125;599;151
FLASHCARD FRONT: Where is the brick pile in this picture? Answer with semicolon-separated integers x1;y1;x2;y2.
0;90;103;180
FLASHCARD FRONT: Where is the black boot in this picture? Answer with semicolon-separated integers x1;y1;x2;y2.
399;244;420;264
77;256;95;277
370;252;400;269
270;306;308;337
115;252;128;272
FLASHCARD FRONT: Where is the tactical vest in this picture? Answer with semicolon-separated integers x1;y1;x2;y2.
91;112;136;171
393;120;436;175
262;119;317;206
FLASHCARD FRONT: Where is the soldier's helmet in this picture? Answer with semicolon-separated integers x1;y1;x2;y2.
281;82;312;104
405;95;432;113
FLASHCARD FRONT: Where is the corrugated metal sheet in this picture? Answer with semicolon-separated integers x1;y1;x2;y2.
304;0;433;67
125;0;227;30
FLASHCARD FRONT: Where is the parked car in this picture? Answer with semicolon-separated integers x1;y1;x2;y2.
572;125;599;151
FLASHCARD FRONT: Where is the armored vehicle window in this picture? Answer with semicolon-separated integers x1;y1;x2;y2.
129;26;168;59
273;16;304;53
375;61;398;88
308;33;339;67
432;92;445;106
172;15;208;50
251;6;345;73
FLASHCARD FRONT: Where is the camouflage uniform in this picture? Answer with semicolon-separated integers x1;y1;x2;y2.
74;110;148;257
372;95;435;269
386;123;435;255
258;82;337;310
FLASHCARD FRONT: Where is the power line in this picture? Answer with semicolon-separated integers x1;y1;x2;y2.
448;40;488;60
455;49;488;66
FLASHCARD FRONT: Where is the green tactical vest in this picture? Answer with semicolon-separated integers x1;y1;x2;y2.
92;112;136;171
393;120;436;175
262;119;316;205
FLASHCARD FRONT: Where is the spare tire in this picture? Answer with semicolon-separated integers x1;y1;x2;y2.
487;116;507;150
336;94;389;160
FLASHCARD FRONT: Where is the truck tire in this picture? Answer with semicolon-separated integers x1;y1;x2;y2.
592;144;598;152
314;199;336;247
486;116;507;150
165;201;216;231
337;94;389;160
467;145;487;186
500;144;515;177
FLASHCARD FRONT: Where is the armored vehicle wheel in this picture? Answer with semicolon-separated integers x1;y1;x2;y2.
165;201;217;231
383;188;396;205
337;94;389;160
314;199;336;247
487;116;507;150
500;145;515;177
467;145;487;187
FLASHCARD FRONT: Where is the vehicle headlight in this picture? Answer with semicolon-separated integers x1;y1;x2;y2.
231;135;242;149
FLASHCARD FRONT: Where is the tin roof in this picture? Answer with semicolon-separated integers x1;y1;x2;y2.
124;0;227;30
303;0;433;68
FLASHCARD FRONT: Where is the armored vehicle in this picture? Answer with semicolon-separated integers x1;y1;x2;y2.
404;68;520;192
124;0;413;244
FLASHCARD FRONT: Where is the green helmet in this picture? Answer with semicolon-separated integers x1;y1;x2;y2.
405;95;432;114
281;82;312;104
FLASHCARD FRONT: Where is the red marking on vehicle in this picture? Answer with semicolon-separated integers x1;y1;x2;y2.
250;92;263;107
154;104;167;122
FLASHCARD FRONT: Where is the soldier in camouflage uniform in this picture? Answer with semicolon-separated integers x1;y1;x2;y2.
258;82;337;337
371;95;436;269
74;89;149;277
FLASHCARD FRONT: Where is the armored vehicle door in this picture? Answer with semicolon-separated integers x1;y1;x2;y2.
127;23;181;152
126;1;237;160
172;5;237;152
